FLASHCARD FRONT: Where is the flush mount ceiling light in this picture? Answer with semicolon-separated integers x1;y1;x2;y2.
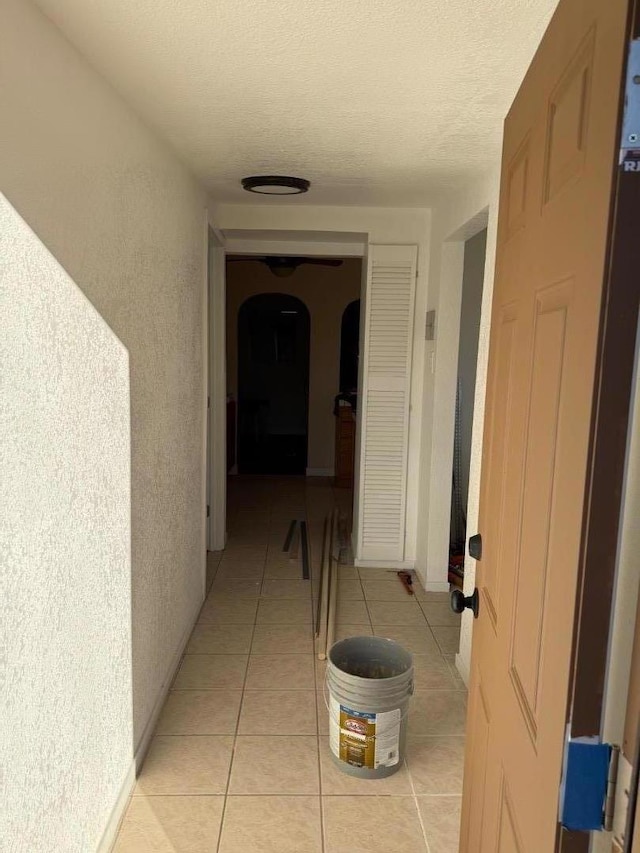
241;175;310;195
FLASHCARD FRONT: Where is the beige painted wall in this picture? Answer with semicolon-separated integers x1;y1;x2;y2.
0;3;208;840
226;258;362;473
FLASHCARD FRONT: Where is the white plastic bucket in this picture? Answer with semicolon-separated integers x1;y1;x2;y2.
326;636;413;778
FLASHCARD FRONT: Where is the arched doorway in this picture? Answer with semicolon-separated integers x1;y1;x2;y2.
237;293;310;474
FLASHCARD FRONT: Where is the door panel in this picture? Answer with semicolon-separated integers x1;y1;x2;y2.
461;0;629;849
357;244;417;562
481;302;518;631
543;33;594;204
497;783;524;853
462;677;492;848
509;280;572;738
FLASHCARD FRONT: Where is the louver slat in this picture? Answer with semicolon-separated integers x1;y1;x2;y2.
358;245;417;561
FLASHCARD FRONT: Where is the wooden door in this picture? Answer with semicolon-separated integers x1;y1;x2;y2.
460;0;631;849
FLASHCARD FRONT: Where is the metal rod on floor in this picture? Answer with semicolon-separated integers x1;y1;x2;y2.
315;516;329;636
316;511;333;660
300;521;310;580
288;520;301;562
282;519;297;552
325;509;339;659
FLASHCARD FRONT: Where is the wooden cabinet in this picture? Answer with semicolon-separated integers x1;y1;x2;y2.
334;406;356;488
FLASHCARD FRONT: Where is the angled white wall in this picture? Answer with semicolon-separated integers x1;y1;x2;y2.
1;196;131;852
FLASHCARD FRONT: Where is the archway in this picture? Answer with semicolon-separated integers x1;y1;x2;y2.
237;293;310;474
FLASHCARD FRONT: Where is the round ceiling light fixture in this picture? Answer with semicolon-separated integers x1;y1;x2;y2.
241;175;310;195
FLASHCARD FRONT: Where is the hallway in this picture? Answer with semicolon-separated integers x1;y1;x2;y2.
113;478;466;853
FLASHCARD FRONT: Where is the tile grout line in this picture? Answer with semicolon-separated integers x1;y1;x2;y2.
214;519;266;853
309;485;328;853
407;754;433;853
360;565;431;852
359;567;376;636
301;484;325;852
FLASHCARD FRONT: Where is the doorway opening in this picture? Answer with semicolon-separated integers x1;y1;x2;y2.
221;249;363;566
449;228;487;589
334;299;360;500
236;293;310;474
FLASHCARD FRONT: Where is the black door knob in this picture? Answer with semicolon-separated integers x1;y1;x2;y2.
450;588;480;619
468;534;482;561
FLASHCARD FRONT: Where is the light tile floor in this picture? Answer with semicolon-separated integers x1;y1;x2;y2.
113;478;466;852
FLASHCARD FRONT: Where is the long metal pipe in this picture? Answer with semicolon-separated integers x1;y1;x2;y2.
316;511;332;660
325;508;339;659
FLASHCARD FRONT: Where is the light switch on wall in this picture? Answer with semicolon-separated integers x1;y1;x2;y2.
425;309;436;341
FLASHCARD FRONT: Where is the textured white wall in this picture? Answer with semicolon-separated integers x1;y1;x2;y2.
0;196;131;851
1;0;207;768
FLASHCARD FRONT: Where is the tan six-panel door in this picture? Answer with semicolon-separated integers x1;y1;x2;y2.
460;0;630;849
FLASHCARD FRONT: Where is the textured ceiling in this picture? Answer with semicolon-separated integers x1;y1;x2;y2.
35;0;558;206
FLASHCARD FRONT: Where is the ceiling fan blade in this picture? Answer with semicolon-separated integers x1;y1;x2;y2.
295;258;343;267
227;256;344;271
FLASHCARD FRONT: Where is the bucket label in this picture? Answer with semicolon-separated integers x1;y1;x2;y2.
329;698;401;769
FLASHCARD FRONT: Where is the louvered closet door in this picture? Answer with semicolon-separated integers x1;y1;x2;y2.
358;244;417;562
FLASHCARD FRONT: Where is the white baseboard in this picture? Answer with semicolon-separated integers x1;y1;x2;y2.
96;762;136;853
306;467;334;477
133;598;203;768
355;559;415;570
455;651;470;687
96;596;204;852
424;581;451;593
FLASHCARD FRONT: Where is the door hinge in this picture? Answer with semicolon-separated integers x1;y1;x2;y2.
603;744;620;832
207;396;210;409
619;38;640;164
206;505;210;518
560;736;619;832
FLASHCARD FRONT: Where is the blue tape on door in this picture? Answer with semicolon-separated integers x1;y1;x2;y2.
560;741;611;831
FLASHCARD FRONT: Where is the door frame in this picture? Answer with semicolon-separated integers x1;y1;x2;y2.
423;186;501;675
559;8;640;846
220;234;366;501
206;215;227;553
